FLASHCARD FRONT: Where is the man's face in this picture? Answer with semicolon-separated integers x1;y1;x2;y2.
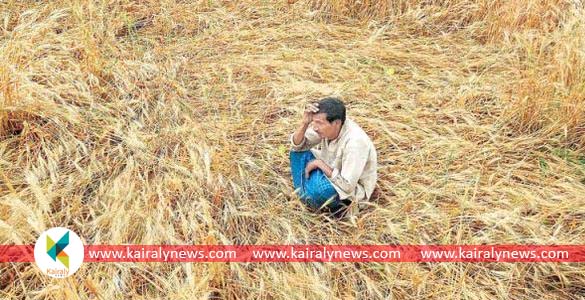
312;113;340;139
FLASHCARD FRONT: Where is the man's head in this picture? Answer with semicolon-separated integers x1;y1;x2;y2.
312;97;346;140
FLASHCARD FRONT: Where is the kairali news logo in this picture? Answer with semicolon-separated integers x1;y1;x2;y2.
34;227;84;278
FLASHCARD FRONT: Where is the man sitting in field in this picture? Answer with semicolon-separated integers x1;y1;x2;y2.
289;97;377;217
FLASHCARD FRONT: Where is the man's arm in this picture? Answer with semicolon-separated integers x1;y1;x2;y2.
292;122;310;146
304;139;369;183
291;103;321;151
305;159;333;178
291;125;322;151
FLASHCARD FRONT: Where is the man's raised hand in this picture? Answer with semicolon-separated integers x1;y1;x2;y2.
303;102;319;125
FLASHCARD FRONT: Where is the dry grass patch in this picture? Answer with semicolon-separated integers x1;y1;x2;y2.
1;0;584;299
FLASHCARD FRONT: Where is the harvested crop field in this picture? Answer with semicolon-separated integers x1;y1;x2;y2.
1;0;585;299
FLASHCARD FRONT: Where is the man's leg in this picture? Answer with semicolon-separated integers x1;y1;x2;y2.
290;150;320;207
290;150;313;190
304;172;352;217
290;150;347;212
303;168;338;209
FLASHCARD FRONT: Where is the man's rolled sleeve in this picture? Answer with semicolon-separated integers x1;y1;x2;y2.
290;128;321;152
330;168;340;179
290;134;306;151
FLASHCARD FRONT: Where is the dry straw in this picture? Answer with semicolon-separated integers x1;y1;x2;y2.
1;0;584;299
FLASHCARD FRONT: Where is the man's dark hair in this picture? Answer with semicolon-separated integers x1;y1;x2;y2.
317;97;346;125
